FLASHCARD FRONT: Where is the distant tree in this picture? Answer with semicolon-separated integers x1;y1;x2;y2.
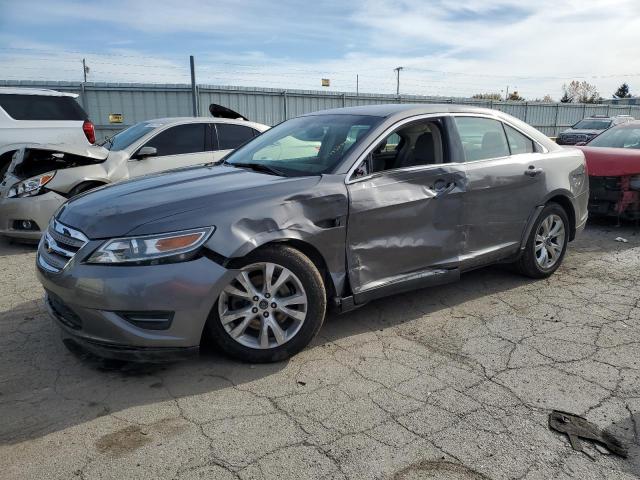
531;95;554;103
472;93;502;100
562;81;599;103
507;91;524;101
613;83;631;98
560;92;573;103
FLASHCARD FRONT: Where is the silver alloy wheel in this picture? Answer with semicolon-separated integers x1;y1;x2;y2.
218;262;308;349
534;213;566;269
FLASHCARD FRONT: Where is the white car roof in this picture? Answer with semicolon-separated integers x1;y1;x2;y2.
0;87;79;98
144;117;269;131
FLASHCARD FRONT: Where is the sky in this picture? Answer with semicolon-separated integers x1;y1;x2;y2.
1;0;639;100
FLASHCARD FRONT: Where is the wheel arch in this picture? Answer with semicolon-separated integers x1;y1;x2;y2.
519;191;577;252
252;238;338;302
67;180;109;197
545;193;577;241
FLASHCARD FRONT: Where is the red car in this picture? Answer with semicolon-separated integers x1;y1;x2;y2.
575;121;640;219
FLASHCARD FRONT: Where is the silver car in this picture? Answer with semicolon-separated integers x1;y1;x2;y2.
0;116;268;240
36;104;588;363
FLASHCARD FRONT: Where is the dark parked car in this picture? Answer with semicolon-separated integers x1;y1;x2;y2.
556;115;634;145
575;120;640;219
36;104;588;363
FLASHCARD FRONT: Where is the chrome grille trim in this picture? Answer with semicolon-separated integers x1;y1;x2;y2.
37;220;89;273
48;227;85;249
53;218;88;243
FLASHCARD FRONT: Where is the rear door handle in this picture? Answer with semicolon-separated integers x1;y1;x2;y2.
525;166;543;177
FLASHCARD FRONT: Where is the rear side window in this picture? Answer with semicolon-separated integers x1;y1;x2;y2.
454;117;510;161
504;124;535;155
0;94;87;121
143;124;206;157
216;123;256;150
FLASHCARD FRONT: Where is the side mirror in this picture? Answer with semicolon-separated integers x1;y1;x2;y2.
135;146;157;159
575;142;586;146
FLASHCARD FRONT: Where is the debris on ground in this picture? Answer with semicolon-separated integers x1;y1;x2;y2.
615;237;629;243
549;410;628;460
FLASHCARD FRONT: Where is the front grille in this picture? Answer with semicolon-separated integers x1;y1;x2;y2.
561;134;588;145
37;219;89;273
47;291;83;329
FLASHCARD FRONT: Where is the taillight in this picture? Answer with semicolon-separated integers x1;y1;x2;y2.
83;120;96;144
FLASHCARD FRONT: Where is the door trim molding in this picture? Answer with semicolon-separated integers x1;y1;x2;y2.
353;267;460;304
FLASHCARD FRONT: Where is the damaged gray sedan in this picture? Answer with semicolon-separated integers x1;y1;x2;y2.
36;104;588;363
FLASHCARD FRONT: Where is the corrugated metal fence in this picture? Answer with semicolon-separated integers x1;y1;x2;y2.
3;80;640;141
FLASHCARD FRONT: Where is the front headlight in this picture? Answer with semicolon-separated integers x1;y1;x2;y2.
85;227;214;264
7;171;56;198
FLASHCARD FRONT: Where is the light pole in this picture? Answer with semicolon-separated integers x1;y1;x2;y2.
394;66;404;95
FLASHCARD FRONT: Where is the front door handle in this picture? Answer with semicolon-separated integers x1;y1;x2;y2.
525;166;543;177
431;179;456;197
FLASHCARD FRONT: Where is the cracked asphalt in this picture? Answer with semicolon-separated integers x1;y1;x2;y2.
1;222;639;480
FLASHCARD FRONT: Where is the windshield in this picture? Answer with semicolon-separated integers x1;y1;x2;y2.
223;114;382;176
588;125;640;149
105;122;156;151
572;119;612;130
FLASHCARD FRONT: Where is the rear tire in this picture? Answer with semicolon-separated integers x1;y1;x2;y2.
515;202;569;279
207;245;326;363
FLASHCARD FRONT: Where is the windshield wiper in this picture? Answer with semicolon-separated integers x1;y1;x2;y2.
230;162;286;177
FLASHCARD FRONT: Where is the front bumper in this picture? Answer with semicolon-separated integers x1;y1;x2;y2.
37;253;237;361
0;191;66;240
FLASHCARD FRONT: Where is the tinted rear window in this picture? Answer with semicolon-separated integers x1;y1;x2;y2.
0;94;87;121
216;123;257;150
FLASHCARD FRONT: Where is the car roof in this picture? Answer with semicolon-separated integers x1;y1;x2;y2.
143;117;268;130
0;87;78;98
302;103;496;119
611;120;640;128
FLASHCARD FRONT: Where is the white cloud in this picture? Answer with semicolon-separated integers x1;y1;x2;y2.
1;0;640;100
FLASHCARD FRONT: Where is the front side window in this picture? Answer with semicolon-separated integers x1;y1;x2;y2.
353;120;445;178
454;117;510;161
504;124;535;155
0;94;87;121
224;114;382;176
216;124;256;150
142;124;206;157
588;126;640;149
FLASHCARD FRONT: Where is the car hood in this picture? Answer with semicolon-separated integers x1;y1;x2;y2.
57;165;322;238
575;146;640;176
560;129;603;136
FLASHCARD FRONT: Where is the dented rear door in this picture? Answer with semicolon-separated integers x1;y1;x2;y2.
346;165;466;298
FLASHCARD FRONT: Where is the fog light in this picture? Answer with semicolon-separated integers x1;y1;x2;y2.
12;219;40;231
118;311;174;330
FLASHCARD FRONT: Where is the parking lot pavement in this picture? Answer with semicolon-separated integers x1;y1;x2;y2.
0;223;639;480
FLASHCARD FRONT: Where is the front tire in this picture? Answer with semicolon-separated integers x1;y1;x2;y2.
207;245;326;362
515;202;569;279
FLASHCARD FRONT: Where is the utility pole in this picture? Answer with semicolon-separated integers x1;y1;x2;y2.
189;55;198;116
356;74;359;97
394;67;404;95
80;59;88;109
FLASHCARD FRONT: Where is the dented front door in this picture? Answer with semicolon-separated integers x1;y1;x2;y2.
346;165;466;297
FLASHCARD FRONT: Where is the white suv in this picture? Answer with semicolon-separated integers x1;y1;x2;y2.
0;87;96;175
